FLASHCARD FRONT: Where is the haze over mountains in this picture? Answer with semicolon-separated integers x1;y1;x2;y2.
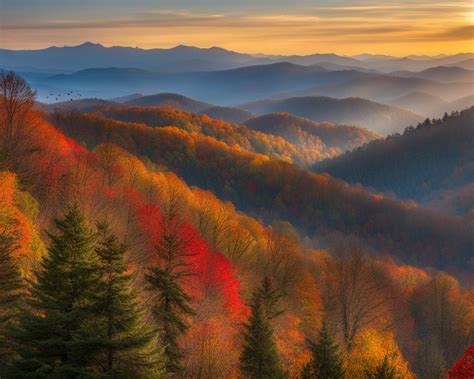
3;43;472;110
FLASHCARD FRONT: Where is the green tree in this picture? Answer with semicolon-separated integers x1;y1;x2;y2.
146;217;195;374
240;281;286;379
11;204;102;377
302;323;345;379
94;222;165;378
0;228;24;372
257;276;283;320
365;355;400;379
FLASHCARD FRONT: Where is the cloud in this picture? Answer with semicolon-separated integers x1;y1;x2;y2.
1;1;472;54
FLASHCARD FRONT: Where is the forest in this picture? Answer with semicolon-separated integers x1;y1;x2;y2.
0;70;473;379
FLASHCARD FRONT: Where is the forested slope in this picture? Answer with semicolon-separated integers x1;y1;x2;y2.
315;108;474;201
50;111;474;273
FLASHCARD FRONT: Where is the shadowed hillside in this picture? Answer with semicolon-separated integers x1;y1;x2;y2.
315;107;474;201
241;96;423;135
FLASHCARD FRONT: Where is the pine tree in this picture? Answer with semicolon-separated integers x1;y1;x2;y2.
257;276;283;320
93;222;165;378
301;323;345;379
146;219;195;374
240;282;286;379
0;228;24;372
365;355;399;379
11;204;102;377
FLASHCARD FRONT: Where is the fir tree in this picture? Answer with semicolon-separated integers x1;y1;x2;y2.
93;222;165;378
0;228;24;372
146;219;195;374
11;204;102;377
240;281;286;379
257;276;283;320
365;355;399;379
301;323;345;379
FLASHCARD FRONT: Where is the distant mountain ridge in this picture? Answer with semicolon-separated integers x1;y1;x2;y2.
241;96;423;135
1;42;472;73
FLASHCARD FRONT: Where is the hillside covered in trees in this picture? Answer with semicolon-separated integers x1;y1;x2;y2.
50;107;474;274
0;71;473;379
315;108;474;203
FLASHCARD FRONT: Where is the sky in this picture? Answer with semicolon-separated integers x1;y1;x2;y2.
1;0;473;55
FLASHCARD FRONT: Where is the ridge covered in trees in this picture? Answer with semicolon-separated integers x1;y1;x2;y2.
315;108;474;202
50;109;474;274
1;71;472;378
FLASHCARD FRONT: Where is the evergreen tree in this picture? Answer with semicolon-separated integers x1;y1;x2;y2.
365;355;399;379
0;228;24;372
93;222;164;378
11;204;102;377
301;323;345;379
240;281;286;379
146;219;195;374
257;276;283;320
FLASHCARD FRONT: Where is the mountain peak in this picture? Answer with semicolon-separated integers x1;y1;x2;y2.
75;42;104;49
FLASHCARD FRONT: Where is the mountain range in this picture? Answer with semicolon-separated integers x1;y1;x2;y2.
2;42;472;73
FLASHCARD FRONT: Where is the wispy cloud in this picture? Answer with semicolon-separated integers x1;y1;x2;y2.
1;1;472;54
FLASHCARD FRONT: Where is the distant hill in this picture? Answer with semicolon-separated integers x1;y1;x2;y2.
109;93;143;103
447;58;474;70
241;96;423;135
298;75;473;102
447;95;474;114
315;107;474;201
386;92;448;117
39;98;118;112
126;93;213;112
392;66;474;82
363;53;474;72
126;93;254;123
387;92;474;118
23;62;372;104
244;112;379;153
200;106;254;124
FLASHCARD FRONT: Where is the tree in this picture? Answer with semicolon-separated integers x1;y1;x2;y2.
240;281;286;379
94;222;164;378
0;227;24;371
257;276;284;320
324;247;395;351
146;213;195;374
301;323;344;379
411;273;473;376
447;345;474;378
10;204;102;377
365;355;400;379
0;71;38;181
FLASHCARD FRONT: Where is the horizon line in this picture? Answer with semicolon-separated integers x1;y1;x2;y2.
1;41;473;59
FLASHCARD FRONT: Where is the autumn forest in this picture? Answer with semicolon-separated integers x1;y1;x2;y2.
1;1;474;378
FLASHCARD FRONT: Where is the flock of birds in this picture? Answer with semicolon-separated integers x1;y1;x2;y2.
45;91;83;102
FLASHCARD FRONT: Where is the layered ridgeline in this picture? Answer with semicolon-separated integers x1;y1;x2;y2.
2;42;471;73
50;110;474;274
241;96;423;135
244;112;379;152
315;108;474;203
70;104;376;167
42;93;255;124
125;93;255;124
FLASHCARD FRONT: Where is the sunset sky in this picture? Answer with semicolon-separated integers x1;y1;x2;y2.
1;0;473;55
